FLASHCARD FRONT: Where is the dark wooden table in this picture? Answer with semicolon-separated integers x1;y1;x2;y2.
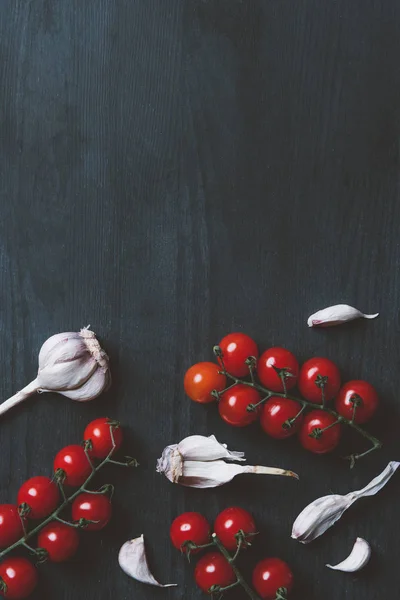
1;1;399;599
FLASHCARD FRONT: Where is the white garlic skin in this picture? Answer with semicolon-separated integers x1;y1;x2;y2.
292;462;400;543
326;537;371;572
291;495;354;543
118;535;176;587
307;304;379;327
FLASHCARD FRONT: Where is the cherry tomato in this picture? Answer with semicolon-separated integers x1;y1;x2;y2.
214;507;256;551
54;445;92;487
218;385;260;427
37;522;79;563
170;512;211;553
184;362;226;404
335;380;379;424
260;397;303;439
257;347;299;392
17;477;60;520
299;410;341;454
194;552;235;593
217;333;259;377
83;418;123;459
298;357;341;403
0;557;38;599
0;506;23;549
252;557;294;600
71;493;112;531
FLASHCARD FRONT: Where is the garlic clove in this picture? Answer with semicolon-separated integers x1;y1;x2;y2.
157;435;297;488
291;495;353;543
38;332;82;367
307;304;379;327
57;367;111;401
37;356;98;391
326;537;371;572
292;461;400;543
118;535;177;588
178;434;246;462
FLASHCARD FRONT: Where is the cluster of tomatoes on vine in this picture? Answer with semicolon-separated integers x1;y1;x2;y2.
184;332;379;455
170;508;293;599
0;418;124;599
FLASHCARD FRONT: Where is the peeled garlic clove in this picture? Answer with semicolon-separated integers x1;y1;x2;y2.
118;535;177;588
307;304;379;327
327;537;371;572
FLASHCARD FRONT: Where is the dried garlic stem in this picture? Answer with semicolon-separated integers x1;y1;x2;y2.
0;379;39;416
246;466;299;479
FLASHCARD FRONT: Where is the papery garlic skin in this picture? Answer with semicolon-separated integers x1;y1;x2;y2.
307;304;379;327
157;434;298;488
37;328;110;399
326;537;371;572
292;461;399;543
292;495;354;543
0;327;110;416
177;435;246;462
119;535;177;587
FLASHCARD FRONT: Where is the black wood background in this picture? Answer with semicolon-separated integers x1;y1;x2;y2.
1;1;400;599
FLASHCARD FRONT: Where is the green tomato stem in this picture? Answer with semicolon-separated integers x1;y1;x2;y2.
0;427;136;560
222;371;382;466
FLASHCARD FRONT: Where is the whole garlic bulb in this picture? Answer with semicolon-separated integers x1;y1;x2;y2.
0;327;110;416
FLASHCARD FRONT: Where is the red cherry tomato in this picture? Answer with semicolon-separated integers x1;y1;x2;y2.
335;380;379;424
17;477;60;520
170;512;211;553
54;445;92;487
214;507;257;551
252;557;294;600
0;506;23;548
260;397;303;439
71;493;112;531
257;348;299;392
83;418;123;459
298;357;341;403
0;557;38;599
37;522;79;563
194;552;235;593
184;362;226;404
218;385;260;427
299;410;341;454
217;333;259;377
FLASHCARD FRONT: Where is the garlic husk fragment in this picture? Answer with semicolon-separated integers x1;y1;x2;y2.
0;327;110;416
307;304;379;327
156;434;298;488
118;535;177;588
326;537;371;572
292;461;399;543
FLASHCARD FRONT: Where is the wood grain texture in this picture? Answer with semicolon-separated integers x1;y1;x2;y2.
0;0;400;598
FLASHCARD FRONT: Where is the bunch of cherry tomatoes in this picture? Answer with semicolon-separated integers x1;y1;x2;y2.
0;417;123;599
184;332;379;455
170;508;293;599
